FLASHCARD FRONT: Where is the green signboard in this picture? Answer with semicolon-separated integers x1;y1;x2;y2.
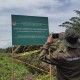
12;15;49;45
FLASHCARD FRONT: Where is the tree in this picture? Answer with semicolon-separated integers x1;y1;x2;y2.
59;10;80;33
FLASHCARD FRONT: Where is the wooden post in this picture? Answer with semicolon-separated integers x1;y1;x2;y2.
12;45;20;80
50;65;52;80
49;48;52;80
12;45;14;80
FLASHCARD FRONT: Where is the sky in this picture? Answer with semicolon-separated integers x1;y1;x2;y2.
0;0;80;48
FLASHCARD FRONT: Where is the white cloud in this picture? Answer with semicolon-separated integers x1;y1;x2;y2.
0;0;57;11
0;15;11;26
0;40;12;48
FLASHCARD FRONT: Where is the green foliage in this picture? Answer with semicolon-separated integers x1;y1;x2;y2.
0;52;56;80
0;41;58;80
0;53;30;80
59;10;80;33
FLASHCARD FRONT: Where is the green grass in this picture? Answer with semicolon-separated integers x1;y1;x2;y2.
0;53;30;80
0;53;56;80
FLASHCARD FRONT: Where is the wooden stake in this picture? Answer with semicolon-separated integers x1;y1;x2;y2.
49;48;52;80
12;45;14;80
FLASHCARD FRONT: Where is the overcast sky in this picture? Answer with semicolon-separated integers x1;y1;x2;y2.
0;0;80;48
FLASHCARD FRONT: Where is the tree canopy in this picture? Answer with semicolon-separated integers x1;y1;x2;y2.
59;10;80;33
